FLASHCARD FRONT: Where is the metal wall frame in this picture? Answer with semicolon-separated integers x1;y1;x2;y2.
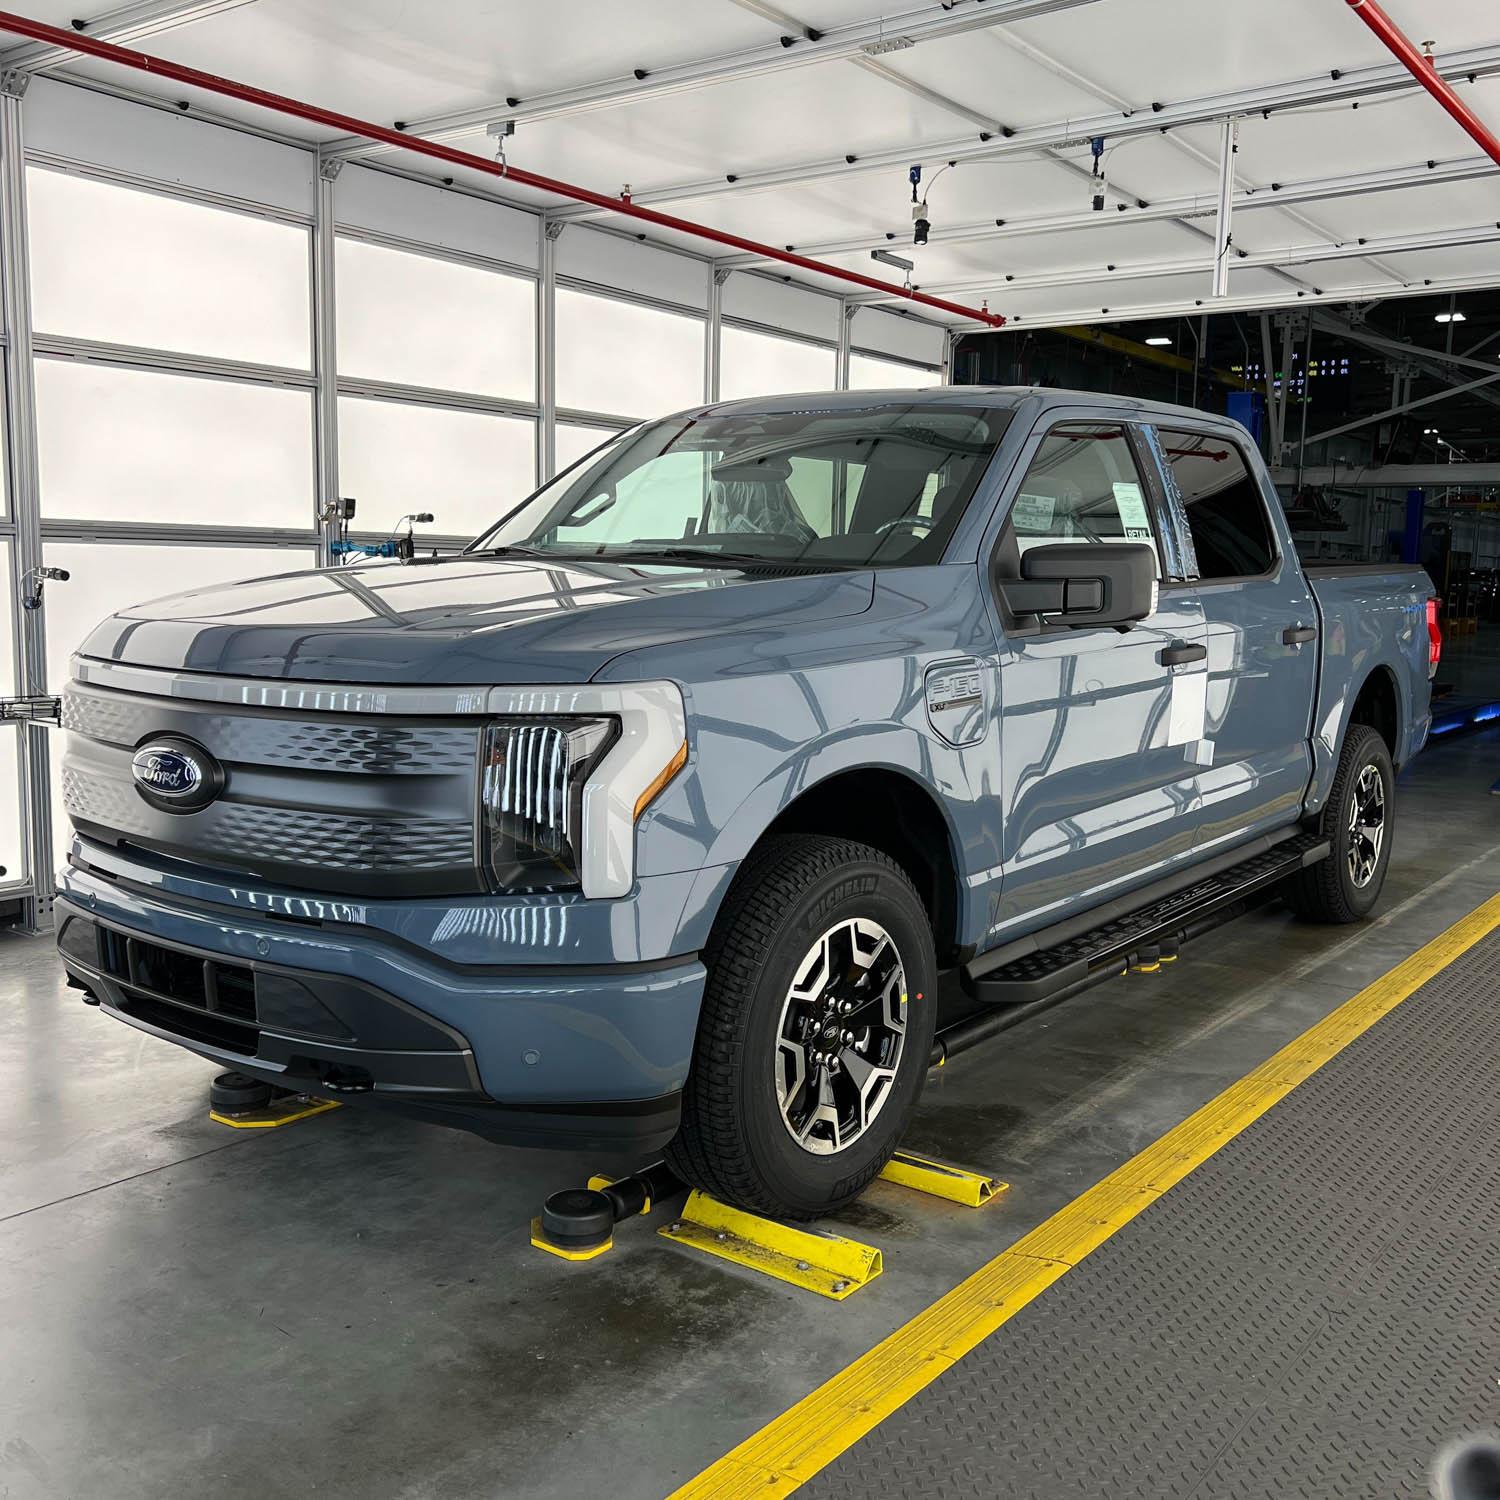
0;75;949;923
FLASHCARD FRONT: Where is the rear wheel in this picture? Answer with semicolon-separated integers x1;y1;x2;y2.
667;834;937;1220
1283;724;1395;923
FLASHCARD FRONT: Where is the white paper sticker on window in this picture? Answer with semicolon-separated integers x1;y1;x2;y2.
1112;481;1152;540
1013;491;1056;532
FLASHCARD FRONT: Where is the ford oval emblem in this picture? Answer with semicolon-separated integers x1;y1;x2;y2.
131;737;223;813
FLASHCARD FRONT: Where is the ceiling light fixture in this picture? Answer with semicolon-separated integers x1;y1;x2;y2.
1434;310;1467;323
1145;336;1172;346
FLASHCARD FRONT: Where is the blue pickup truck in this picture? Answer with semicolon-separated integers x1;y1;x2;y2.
55;388;1435;1218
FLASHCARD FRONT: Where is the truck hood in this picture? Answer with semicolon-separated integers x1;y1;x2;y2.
76;555;877;685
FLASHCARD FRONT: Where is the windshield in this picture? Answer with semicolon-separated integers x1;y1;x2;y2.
467;403;1010;569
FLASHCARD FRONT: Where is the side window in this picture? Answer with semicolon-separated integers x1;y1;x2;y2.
1157;429;1276;579
1008;423;1160;573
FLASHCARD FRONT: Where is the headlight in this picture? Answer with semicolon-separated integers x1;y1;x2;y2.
480;716;618;892
475;682;689;898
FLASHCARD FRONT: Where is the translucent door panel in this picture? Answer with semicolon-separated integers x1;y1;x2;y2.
0;728;22;888
42;540;317;876
848;353;942;390
0;542;20;886
338;397;536;538
37;359;315;527
718;326;836;402
555;289;704;417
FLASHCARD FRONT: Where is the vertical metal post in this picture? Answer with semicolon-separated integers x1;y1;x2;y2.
706;266;727;403
1275;317;1296;466
0;74;53;928
1294;314;1314;485
538;218;561;481
313;154;340;566
836;299;852;390
1259;313;1283;461
1211;117;1238;298
942;329;958;385
1402;488;1425;565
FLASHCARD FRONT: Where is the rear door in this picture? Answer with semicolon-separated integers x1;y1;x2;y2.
983;417;1209;940
1143;424;1318;846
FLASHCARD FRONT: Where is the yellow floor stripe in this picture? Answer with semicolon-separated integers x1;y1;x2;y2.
668;890;1500;1499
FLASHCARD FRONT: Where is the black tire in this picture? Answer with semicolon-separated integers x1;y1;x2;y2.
666;834;937;1220
1282;724;1395;923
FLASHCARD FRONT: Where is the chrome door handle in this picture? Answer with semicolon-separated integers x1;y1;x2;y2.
1159;642;1207;667
1282;624;1317;645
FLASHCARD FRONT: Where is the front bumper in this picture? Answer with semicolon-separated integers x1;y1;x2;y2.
55;866;706;1155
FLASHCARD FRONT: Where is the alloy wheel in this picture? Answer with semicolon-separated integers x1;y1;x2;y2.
1347;762;1386;889
774;916;908;1156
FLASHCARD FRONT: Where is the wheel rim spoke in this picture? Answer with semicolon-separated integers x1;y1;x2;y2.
774;915;908;1157
1346;763;1386;889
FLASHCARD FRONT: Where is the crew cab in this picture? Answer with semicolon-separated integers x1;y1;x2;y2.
54;388;1435;1218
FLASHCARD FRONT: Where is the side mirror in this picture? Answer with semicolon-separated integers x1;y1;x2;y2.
996;542;1157;628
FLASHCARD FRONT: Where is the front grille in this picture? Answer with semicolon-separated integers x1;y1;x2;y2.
64;918;262;1053
61;680;483;897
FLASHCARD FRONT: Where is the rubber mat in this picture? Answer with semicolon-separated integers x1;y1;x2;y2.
802;929;1500;1500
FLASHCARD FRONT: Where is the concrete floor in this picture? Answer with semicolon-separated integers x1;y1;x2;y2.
2;726;1498;1500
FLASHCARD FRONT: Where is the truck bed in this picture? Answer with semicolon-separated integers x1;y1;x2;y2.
1304;562;1434;811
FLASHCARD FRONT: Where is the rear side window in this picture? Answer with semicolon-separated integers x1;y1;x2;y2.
1157;429;1275;579
1007;423;1160;574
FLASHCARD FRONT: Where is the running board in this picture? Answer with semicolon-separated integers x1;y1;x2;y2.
961;833;1332;1007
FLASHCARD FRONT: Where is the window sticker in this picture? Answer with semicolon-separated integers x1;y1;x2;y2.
1012;491;1056;532
1112;481;1153;540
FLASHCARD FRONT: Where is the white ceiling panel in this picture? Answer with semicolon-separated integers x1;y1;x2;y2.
70;0;776;127
9;0;1498;330
1235;82;1500;186
1004;0;1394;107
873;27;1115;127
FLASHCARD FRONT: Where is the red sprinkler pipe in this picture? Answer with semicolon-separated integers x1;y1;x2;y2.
1345;0;1500;168
0;9;1005;327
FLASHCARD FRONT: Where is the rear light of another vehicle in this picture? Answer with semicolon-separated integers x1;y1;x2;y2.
1426;597;1442;679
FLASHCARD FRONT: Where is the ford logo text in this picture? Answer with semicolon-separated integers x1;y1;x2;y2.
130;738;223;812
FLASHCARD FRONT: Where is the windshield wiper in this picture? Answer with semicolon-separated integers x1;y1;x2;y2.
470;543;571;559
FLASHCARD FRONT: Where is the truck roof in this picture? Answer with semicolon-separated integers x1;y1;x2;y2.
694;385;1253;435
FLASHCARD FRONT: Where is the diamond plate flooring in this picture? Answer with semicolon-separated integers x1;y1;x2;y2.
803;931;1500;1500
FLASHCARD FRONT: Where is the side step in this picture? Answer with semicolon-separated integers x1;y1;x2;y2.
961;832;1331;1007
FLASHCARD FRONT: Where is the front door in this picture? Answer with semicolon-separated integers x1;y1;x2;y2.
984;419;1209;945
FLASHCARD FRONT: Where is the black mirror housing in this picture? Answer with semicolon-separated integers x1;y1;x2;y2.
997;542;1157;628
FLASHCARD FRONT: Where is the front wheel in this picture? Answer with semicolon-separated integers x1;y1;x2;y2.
1282;723;1395;923
667;834;937;1220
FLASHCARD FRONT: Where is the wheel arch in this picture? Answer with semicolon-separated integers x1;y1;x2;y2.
681;758;970;968
759;767;966;965
1346;664;1401;759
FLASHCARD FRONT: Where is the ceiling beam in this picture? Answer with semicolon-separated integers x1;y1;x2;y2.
1297;369;1500;447
846;221;1500;303
549;40;1500;219
1269;463;1500;486
1312;308;1500;378
713;154;1495;268
939;271;1500;336
0;0;253;72
321;0;1102;161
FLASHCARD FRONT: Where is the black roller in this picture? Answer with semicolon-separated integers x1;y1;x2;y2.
540;1188;615;1251
209;1071;275;1111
